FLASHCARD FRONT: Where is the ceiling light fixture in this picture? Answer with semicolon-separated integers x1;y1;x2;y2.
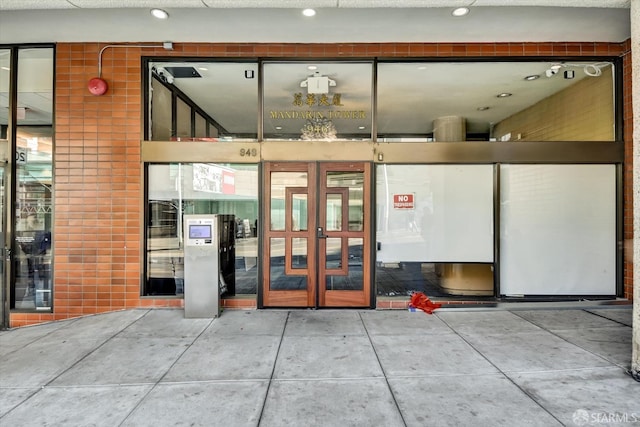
302;9;316;17
477;106;490;111
151;8;169;19
307;65;318;70
524;74;540;81
497;93;512;98
452;7;470;17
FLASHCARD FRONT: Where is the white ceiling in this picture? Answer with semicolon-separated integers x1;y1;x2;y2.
0;1;631;44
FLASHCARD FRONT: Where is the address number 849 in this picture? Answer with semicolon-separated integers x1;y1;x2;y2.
240;148;258;157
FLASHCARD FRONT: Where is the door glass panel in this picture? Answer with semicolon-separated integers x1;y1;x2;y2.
327;171;364;231
326;238;342;269
292;193;307;231
326;238;363;291
326;194;342;231
271;172;307;231
292;238;307;269
0;166;4;324
270;237;307;290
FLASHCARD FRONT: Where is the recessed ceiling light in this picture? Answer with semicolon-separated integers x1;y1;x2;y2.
497;93;512;98
307;65;318;70
1;66;9;71
418;66;427;70
302;9;316;17
358;126;366;130
151;8;169;19
275;126;282;130
524;74;540;81
452;7;469;17
198;67;208;71
477;106;490;111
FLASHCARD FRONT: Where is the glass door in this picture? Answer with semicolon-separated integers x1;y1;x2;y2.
262;162;371;308
0;164;5;327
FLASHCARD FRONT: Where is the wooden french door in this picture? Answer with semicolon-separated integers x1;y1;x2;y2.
262;162;371;308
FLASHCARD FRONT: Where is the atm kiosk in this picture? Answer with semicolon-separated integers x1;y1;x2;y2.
183;215;220;318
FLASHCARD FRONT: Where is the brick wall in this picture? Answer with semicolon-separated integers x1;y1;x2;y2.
10;41;630;326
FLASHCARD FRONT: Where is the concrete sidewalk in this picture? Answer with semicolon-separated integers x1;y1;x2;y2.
0;306;637;426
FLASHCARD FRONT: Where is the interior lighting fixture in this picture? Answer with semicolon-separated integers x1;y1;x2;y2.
300;71;336;94
302;9;316;17
497;93;512;98
477;106;490;111
151;8;169;19
307;65;318;70
452;7;469;17
524;74;540;81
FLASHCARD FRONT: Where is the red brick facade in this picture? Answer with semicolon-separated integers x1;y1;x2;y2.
10;41;632;327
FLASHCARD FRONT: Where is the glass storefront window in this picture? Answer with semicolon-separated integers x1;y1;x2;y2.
148;62;259;141
375;164;494;297
146;163;259;296
14;48;54;311
147;59;616;143
263;61;373;141
377;61;615;142
0;49;8;323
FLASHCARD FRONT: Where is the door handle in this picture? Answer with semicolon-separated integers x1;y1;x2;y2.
316;227;328;239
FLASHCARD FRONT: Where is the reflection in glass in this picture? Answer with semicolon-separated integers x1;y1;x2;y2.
326;238;363;291
176;98;191;138
146;163;259;296
375;262;493;297
292;238;308;269
270;238;307;290
327;171;363;231
326;194;342;231
263;61;373;141
292;194;307;231
13;48;54;311
149;61;259;141
0;48;7;320
271;172;307;231
326;238;342;269
377;61;615;142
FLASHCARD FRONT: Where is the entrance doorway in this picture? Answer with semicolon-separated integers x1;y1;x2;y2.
262;162;371;308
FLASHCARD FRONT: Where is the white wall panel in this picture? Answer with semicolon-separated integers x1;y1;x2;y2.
376;164;494;263
500;164;616;295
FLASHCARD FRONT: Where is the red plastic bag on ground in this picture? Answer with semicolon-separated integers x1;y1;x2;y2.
409;292;442;314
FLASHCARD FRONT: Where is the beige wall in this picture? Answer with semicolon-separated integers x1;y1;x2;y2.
493;66;614;141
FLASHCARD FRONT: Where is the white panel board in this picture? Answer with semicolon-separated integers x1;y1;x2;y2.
376;164;494;263
500;164;616;295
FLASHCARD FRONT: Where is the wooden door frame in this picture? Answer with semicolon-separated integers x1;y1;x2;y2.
318;162;372;307
261;162;317;307
260;161;372;308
